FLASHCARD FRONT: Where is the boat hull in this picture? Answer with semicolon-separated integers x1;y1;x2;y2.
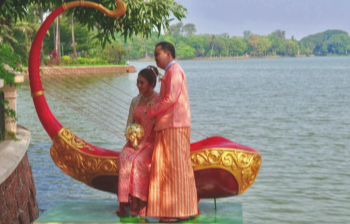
50;128;261;198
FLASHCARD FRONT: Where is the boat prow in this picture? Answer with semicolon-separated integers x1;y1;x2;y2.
191;136;261;198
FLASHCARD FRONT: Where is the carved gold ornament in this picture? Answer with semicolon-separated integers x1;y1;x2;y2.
50;128;119;186
191;148;261;195
62;0;126;18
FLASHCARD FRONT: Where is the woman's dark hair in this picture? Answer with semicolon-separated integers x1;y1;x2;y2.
156;41;176;59
138;66;159;89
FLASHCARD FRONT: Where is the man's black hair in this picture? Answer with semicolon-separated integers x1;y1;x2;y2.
155;41;176;59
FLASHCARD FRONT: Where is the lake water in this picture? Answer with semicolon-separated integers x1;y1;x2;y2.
18;57;350;223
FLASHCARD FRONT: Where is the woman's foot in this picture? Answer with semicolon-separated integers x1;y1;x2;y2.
129;198;139;217
139;200;147;218
115;203;127;215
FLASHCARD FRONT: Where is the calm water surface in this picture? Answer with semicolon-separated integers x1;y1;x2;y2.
18;57;350;223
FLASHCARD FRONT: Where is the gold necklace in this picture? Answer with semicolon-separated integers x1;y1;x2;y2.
142;92;155;101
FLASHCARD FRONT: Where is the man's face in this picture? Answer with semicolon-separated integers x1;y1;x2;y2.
154;45;169;69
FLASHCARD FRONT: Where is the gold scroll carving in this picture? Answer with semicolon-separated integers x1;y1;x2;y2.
50;128;119;186
191;148;261;195
62;0;126;18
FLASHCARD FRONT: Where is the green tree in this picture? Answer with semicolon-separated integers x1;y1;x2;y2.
1;0;187;46
43;16;94;56
285;40;298;56
0;3;45;65
320;42;328;55
71;13;77;58
28;3;51;64
272;29;285;40
0;0;32;22
96;42;126;63
300;30;348;55
323;30;347;41
123;35;144;59
227;37;247;56
176;41;195;58
206;35;222;57
169;21;183;36
248;34;260;56
243;30;251;39
258;37;271;56
268;34;285;55
0;43;22;86
326;33;350;54
186;34;206;57
181;23;196;37
93;0;186;44
217;34;229;57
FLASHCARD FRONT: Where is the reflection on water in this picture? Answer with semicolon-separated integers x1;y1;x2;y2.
18;57;350;223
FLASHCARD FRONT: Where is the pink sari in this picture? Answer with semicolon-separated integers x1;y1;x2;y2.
117;105;156;202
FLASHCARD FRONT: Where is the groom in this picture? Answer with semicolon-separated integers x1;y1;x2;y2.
146;42;198;222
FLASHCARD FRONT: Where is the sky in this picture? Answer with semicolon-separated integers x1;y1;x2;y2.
175;0;350;40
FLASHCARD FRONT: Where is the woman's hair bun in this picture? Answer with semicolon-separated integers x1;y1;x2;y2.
147;66;159;76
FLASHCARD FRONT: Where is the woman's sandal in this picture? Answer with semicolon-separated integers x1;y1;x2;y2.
139;206;147;218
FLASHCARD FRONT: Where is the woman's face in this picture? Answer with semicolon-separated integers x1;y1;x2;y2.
137;74;153;95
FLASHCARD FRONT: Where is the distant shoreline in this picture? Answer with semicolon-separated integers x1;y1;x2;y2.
130;54;349;62
131;54;314;62
21;65;137;76
17;54;349;77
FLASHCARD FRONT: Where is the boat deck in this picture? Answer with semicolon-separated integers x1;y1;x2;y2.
34;200;242;224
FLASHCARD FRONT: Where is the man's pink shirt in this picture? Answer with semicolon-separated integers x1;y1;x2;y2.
146;62;191;131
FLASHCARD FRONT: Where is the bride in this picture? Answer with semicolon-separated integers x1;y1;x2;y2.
116;66;159;218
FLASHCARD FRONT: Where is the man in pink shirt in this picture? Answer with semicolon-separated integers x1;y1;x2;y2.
146;42;198;222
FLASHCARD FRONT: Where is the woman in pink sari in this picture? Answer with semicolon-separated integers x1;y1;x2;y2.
116;66;159;218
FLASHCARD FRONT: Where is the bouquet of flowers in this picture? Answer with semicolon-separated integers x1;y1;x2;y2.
125;123;144;150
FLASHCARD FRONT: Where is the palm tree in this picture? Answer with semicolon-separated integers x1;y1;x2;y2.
56;16;61;59
71;13;77;59
206;35;217;58
22;3;50;65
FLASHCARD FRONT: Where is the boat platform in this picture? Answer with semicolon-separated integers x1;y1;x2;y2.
34;200;243;224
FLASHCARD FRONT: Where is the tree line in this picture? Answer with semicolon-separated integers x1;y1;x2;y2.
2;2;350;66
118;22;350;59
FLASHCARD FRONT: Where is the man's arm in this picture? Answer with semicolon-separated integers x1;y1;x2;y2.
147;70;183;118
